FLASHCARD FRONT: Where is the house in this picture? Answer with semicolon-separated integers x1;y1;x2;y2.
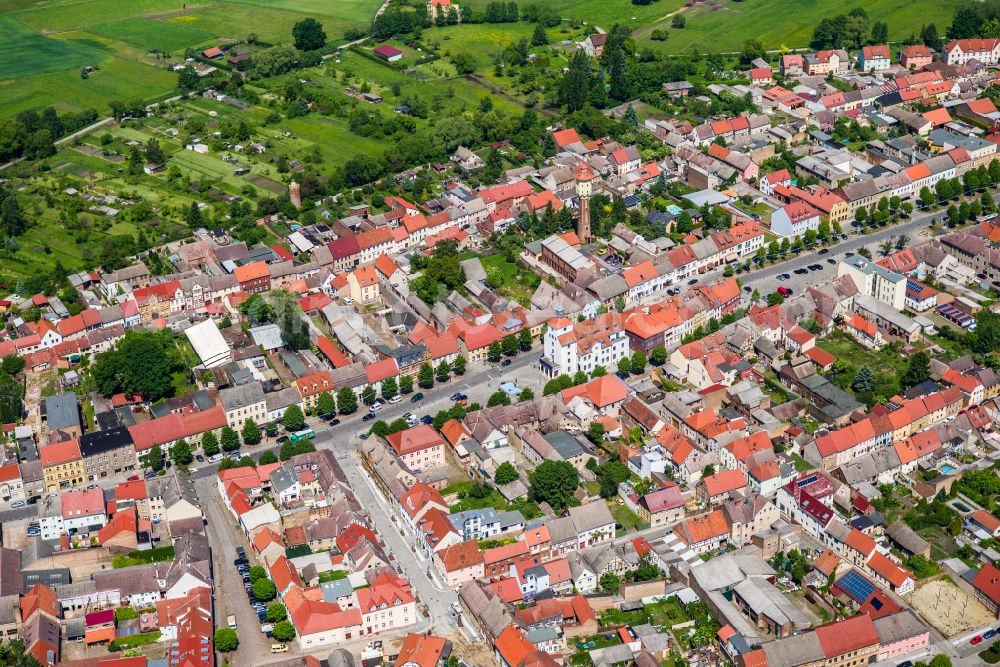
971;563;1000;618
698;469;748;507
386;425;446;472
373;45;403;62
637;487;685;527
770;201;820;238
900;45;933;70
673;510;729;554
859;45;891;71
968;510;1000;538
943;38;1000;66
395;633;451;667
234;261;270;294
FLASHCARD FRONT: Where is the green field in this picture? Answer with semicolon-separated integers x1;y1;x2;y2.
460;0;682;33
634;0;965;52
0;0;384;117
0;16;101;77
87;17;214;51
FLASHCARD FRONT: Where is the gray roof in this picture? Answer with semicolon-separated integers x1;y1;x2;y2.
45;393;79;431
567;501;614;533
885;522;931;556
249;323;284;351
761;632;825;666
320;577;354;602
543;431;585;460
270;462;299;495
219;381;265;411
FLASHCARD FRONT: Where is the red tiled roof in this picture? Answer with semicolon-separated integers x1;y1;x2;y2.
814;614;879;657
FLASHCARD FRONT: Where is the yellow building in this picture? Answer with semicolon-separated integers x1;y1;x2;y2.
40;440;86;492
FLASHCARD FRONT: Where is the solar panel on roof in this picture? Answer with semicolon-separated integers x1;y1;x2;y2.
870;597;883;610
796;474;818;488
836;569;876;603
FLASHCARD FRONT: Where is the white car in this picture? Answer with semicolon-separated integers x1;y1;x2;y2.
369;402;382;412
10;500;25;509
343;297;354;304
388;395;403;404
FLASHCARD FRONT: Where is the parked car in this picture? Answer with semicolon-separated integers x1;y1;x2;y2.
777;287;792;297
362;413;375;422
329;418;341;426
450;392;464;401
420;415;433;425
687;278;697;285
276;435;289;443
236;547;246;558
984;629;997;640
369;402;382;412
818;248;829;255
777;273;791;280
388;395;403;404
971;635;984;645
411;392;424;402
195;454;204;462
127;474;140;481
501;359;512;367
11;500;25;509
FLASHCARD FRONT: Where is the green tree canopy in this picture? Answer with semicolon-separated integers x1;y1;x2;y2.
292;18;326;51
530;460;580;511
92;330;184;401
494;461;519;485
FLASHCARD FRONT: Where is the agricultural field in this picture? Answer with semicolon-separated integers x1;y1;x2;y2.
0;0;383;117
633;0;965;53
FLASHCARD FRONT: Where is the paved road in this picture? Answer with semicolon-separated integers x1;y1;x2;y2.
197;475;274;664
189;352;543;483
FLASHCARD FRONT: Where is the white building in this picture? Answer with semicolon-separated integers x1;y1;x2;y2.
838;255;906;311
184;319;231;368
541;313;630;378
770;201;821;238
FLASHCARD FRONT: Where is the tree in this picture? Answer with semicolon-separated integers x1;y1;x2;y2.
901;351;930;389
586;421;605;444
740;38;764;66
852;365;875;393
418;363;434;389
92;330;184;401
361;386;377;406
170;439;193;466
142;444;165;471
453;355;467;375
337;387;358;414
702;464;717;478
214;628;239;652
927;656;952;667
282;404;305;431
591;366;607;378
259;450;278;465
767;292;784;306
220;426;240;452
400;375;414;394
242;419;262;445
600;572;621;594
252;578;277;601
495;461;519;485
266;603;288;623
650;346;667;366
249;565;267;583
520;387;535;400
488;341;503;362
870;20;888;45
617;357;633;376
530;460;580;511
487;391;511;407
316;392;335;416
292;18;326;51
634;558;661;581
921;23;941;50
272;620;296;642
631;351;646;374
531;23;548;46
201;431;219;457
671;14;685;28
518;329;532;351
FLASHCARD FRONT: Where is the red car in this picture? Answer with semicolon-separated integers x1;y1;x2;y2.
777;287;792;297
127;474;140;481
971;635;984;645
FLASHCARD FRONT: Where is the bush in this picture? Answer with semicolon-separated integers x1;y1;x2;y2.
109;631;161;652
215;628;239;652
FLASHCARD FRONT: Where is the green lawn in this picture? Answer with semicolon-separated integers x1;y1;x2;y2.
0;15;101;77
460;0;681;32
634;0;965;53
481;254;540;307
86;16;214;51
791;454;813;472
611;502;646;535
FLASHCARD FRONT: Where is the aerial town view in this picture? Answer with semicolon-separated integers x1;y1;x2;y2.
5;0;1000;666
